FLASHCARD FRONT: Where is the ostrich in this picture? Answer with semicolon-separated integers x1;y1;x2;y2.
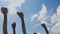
12;23;16;34
1;7;8;34
41;23;49;34
17;12;26;34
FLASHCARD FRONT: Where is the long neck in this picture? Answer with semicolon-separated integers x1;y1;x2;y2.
43;25;49;34
45;27;49;34
3;14;8;34
21;18;26;34
13;28;16;34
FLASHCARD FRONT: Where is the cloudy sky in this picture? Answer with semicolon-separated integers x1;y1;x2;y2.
0;0;60;34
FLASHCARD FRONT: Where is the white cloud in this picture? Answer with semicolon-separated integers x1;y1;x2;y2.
1;0;26;14
31;4;60;34
37;32;41;34
32;4;50;30
57;5;60;17
51;13;58;24
33;23;40;28
51;16;60;33
47;26;50;30
7;0;26;14
31;4;48;22
51;23;60;33
41;21;47;24
31;13;38;22
8;0;25;7
51;5;60;33
30;3;60;34
38;4;47;21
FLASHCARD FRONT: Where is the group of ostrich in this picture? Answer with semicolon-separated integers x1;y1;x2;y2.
1;7;49;34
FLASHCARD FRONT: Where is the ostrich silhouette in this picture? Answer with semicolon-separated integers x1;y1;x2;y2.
1;7;8;34
42;23;49;34
17;12;26;34
12;23;16;34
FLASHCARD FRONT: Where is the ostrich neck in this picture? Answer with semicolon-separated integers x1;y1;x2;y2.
21;17;26;34
13;28;16;34
43;26;49;34
3;14;8;34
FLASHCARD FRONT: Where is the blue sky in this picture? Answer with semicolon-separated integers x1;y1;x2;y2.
0;0;60;34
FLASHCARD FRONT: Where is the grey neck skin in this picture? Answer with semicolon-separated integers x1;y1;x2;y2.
12;23;16;34
1;7;8;34
42;24;49;34
17;12;26;34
